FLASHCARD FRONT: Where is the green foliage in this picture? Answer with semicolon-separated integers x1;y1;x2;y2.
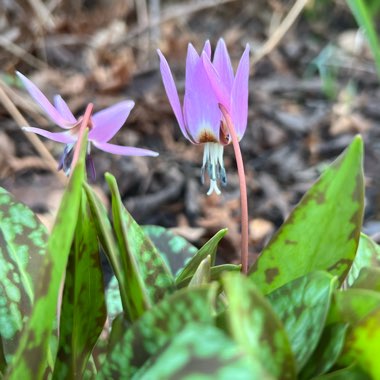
249;136;364;294
1;134;378;380
0;188;47;360
267;271;337;372
347;0;380;78
52;190;106;380
223;273;296;379
142;225;198;276
133;323;273;379
97;285;218;379
4;131;88;379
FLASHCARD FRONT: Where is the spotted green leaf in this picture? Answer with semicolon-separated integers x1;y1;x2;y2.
4;131;87;380
249;136;364;293
312;364;370;379
339;306;380;378
299;323;347;379
267;271;337;372
83;183;129;313
175;228;227;285
0;187;47;361
327;289;380;325
52;190;107;380
105;173;174;321
347;233;380;286
223;272;296;380
105;275;123;322
97;285;217;379
134;323;274;380
351;267;380;292
142;225;197;276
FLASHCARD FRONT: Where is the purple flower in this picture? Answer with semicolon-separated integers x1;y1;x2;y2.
16;71;158;176
157;39;249;195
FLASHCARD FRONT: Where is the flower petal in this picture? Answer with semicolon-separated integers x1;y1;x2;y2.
93;141;159;157
186;43;200;90
203;40;211;58
16;72;74;129
157;49;191;141
54;95;77;123
89;100;134;143
183;58;221;143
213;39;234;92
202;52;231;112
231;44;250;139
23;127;76;143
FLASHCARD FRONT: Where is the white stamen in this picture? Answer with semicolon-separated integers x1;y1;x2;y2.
201;142;227;196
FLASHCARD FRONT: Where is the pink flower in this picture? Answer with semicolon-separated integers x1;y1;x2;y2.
157;39;249;195
17;71;158;176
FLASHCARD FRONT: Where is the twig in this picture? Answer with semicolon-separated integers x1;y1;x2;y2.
252;0;310;66
220;104;249;274
113;0;236;47
0;35;47;70
0;79;67;185
26;0;56;30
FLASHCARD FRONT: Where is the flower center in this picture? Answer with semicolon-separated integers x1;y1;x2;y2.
201;142;227;196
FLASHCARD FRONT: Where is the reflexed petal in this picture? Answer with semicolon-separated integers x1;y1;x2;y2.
93;141;159;157
213;39;234;92
157;50;191;141
202;52;231;112
89;100;134;142
54;95;77;123
16;72;74;129
203;40;211;58
183;59;221;143
23;127;76;143
231;44;250;139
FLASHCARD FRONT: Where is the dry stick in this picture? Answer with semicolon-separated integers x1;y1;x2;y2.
219;104;249;274
0;80;67;185
69;103;93;177
252;0;310;66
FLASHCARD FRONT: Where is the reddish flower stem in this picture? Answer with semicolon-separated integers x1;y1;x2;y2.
70;103;93;177
219;104;249;274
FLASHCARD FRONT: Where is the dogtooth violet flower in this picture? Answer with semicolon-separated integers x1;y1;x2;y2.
16;71;158;177
157;39;250;195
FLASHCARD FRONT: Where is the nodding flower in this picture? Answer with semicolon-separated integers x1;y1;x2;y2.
157;39;249;195
16;71;158;178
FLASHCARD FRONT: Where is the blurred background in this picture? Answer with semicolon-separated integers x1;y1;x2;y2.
0;0;379;265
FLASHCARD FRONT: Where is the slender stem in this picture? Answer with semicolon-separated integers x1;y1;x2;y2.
219;104;249;274
70;103;93;177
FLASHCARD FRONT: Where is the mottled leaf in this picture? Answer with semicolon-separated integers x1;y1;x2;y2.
267;271;336;371
327;289;380;325
250;136;364;293
339;306;380;378
223;272;296;380
347;233;380;286
312;364;370;379
134;323;274;380
188;255;211;287
83;183;129;313
4;131;87;380
142;225;197;276
175;229;227;285
0;187;47;360
52;190;107;380
97;285;217;379
105;173;174;321
105;275;123;322
351;267;380;292
299;323;347;379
